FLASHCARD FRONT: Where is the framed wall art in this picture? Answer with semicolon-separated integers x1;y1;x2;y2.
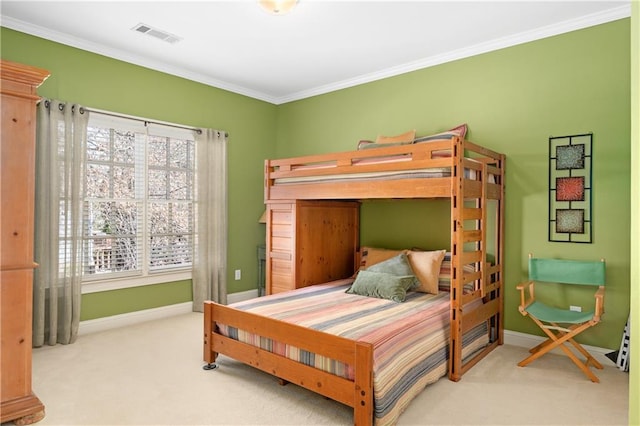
548;133;593;243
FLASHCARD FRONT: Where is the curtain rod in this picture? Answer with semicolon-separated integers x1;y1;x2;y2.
81;106;229;138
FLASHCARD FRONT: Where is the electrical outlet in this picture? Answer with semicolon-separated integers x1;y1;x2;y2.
234;269;241;280
570;305;582;312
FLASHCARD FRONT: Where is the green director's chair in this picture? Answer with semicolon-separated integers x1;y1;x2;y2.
516;254;606;382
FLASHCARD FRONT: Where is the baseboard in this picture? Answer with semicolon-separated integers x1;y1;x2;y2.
227;289;259;304
78;290;259;336
504;329;616;366
78;301;193;336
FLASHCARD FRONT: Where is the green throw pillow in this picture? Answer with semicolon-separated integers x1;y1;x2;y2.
366;252;419;288
346;270;416;302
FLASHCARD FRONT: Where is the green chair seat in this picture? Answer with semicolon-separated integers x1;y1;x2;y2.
525;301;595;324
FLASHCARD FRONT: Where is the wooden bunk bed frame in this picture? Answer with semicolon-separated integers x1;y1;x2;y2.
203;136;505;425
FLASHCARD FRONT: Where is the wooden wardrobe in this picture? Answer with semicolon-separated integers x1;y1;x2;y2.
1;60;49;424
266;200;359;294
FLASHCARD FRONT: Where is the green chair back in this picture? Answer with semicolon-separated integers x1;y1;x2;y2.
529;258;605;286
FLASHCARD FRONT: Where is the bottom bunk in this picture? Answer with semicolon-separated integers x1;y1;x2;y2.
203;279;494;426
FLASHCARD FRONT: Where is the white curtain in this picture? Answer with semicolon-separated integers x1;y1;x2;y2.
192;129;228;311
33;100;89;346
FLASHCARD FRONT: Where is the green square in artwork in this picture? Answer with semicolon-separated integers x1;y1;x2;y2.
556;144;585;170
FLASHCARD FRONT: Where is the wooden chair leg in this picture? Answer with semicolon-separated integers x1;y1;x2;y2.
567;337;603;370
518;318;600;382
528;337;554;354
518;318;566;367
557;324;603;370
555;337;600;383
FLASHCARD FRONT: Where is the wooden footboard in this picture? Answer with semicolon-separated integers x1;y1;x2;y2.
203;301;374;426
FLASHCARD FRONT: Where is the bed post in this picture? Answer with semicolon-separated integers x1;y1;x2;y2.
203;301;218;370
497;153;506;345
264;159;271;202
449;136;464;382
480;161;488;298
353;341;374;426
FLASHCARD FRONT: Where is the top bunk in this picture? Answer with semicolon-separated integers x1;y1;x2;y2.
265;135;505;202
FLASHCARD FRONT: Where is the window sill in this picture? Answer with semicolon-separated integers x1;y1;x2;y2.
81;271;192;294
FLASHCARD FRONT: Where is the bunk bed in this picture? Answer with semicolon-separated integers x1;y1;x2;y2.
203;134;505;425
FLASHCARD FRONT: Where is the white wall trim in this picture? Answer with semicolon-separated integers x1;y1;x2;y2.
504;329;616;367
1;4;630;105
78;301;193;336
81;270;192;294
227;289;259;304
271;4;632;104
0;16;276;104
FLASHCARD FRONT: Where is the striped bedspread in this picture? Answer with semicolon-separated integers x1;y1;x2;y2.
218;280;488;425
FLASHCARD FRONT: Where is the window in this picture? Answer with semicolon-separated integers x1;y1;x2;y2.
82;113;195;289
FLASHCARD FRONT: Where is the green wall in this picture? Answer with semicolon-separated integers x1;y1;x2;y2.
81;280;192;321
0;20;632;350
276;19;631;350
0;27;277;319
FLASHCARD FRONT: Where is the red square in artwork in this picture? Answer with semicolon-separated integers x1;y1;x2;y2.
556;177;585;201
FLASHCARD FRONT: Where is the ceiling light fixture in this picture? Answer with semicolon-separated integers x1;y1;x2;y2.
258;0;298;15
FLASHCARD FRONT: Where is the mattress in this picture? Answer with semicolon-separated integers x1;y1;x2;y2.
273;167;451;185
217;280;488;425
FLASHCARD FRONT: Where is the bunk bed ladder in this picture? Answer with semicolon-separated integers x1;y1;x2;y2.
480;161;489;299
450;141;505;381
449;137;465;381
496;153;506;345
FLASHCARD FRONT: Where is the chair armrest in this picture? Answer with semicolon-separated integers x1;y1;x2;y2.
593;285;605;321
516;280;535;314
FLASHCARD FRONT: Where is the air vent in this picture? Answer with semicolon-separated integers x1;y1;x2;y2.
131;23;182;44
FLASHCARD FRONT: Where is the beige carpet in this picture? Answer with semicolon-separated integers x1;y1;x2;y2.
27;312;629;426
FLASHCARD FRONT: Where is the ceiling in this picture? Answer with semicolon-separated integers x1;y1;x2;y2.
1;1;630;105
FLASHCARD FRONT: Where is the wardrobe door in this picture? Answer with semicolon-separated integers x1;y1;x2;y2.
296;201;359;287
266;200;359;295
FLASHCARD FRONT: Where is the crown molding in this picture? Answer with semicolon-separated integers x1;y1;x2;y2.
274;4;631;104
1;3;630;106
0;15;280;104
